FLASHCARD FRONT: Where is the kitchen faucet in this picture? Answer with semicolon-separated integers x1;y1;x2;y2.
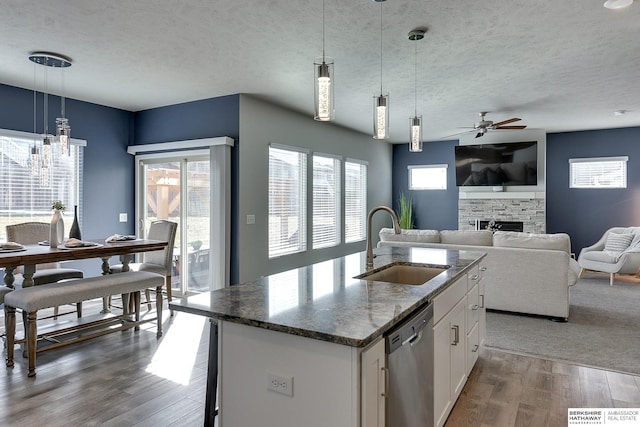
366;206;401;270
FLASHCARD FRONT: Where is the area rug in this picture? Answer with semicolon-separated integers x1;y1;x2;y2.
484;273;640;375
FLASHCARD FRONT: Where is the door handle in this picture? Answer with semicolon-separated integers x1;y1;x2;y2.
472;344;479;353
469;274;479;281
480;266;487;272
380;366;388;398
470;304;479;311
479;295;485;308
451;325;459;346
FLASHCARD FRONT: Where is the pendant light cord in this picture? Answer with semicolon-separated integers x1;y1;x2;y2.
379;2;383;94
414;38;418;117
322;0;326;60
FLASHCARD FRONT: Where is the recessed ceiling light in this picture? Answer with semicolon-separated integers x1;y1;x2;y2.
614;110;626;116
604;0;633;9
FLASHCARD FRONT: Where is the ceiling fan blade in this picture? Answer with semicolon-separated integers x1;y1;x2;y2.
492;117;521;127
475;132;484;138
441;129;474;139
496;125;527;130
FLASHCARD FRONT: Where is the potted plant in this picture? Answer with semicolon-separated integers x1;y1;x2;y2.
191;240;203;251
397;192;414;230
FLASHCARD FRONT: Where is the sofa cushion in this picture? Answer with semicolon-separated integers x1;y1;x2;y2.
493;231;571;254
604;232;633;253
379;228;440;243
440;230;493;246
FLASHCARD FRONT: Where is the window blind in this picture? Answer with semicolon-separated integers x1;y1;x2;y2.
345;161;367;243
569;157;627;189
312;154;341;249
268;146;307;258
0;130;83;242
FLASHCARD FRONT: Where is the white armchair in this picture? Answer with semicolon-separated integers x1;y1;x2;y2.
577;227;640;286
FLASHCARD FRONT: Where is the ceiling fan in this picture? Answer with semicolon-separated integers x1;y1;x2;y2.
449;112;527;139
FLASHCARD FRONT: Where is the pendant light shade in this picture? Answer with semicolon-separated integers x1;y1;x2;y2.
408;29;425;153
372;0;389;139
410;115;423;152
373;94;389;139
314;0;334;121
314;57;335;121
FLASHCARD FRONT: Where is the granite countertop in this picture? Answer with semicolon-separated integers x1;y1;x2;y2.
170;246;485;348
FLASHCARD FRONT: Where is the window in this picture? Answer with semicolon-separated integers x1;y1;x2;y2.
569;157;628;189
268;145;307;258
0;129;84;242
345;160;367;243
312;154;341;249
408;164;448;190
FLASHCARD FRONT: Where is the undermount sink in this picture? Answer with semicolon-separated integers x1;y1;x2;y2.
355;262;450;286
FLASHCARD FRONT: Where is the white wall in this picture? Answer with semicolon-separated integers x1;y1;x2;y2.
237;95;393;283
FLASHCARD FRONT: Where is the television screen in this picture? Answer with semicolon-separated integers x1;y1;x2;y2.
455;141;538;186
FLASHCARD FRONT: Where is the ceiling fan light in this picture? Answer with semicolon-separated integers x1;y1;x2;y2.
604;0;633;9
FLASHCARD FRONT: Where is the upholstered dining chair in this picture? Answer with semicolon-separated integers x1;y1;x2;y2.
109;220;177;314
6;222;84;317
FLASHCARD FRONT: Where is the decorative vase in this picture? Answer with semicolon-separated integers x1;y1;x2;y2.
69;205;82;240
50;209;64;248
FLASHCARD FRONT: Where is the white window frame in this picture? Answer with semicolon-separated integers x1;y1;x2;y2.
312;153;341;249
0;128;85;242
344;159;367;243
268;144;308;258
408;164;448;190
569;156;628;189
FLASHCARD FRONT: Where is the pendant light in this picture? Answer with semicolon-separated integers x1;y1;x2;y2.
314;0;335;121
408;29;425;153
56;64;71;155
30;65;39;176
28;52;73;186
373;0;389;139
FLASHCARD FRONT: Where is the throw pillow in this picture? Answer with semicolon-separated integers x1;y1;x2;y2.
604;233;633;253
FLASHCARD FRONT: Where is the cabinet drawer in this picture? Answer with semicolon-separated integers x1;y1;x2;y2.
466;283;479;334
466;322;480;375
467;264;480;291
434;276;467;325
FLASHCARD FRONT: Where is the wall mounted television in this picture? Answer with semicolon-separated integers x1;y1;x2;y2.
455;141;538;186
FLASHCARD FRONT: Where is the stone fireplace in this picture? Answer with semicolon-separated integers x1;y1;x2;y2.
458;197;546;234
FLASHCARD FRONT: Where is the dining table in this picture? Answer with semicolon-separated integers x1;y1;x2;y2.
0;238;168;311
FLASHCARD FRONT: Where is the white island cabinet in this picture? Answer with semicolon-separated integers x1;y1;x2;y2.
433;262;486;427
169;246;486;427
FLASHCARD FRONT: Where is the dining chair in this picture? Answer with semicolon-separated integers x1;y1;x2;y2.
6;222;84;318
109;220;178;315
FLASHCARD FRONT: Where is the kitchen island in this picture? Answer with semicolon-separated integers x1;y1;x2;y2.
170;246;486;427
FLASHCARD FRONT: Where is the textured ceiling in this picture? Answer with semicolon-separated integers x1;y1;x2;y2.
0;0;639;142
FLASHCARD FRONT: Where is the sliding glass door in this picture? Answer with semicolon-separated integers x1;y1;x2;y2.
138;152;212;295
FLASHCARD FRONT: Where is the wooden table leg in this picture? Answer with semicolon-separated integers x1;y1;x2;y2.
22;264;36;288
3;266;16;288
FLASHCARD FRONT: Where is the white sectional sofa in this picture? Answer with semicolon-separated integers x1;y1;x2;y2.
378;229;581;320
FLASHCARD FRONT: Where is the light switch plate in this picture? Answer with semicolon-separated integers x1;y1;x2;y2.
119;213;128;222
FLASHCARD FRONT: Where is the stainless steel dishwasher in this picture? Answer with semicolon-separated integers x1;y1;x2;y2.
386;303;434;427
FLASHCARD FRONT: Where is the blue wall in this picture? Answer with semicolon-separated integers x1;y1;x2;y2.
0;83;134;240
392;140;459;231
0;84;241;281
393;126;640;255
133;95;241;283
547;127;640;254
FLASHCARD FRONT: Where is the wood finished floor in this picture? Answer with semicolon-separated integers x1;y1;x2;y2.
2;302;639;427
